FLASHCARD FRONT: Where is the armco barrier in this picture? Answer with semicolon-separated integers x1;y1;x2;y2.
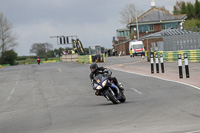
154;49;200;62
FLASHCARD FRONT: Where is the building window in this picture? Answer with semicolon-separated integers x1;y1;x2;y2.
148;24;154;31
161;24;165;30
139;25;148;32
126;31;129;37
161;22;178;30
119;31;124;37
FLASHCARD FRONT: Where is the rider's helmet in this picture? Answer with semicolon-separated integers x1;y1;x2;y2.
90;63;98;72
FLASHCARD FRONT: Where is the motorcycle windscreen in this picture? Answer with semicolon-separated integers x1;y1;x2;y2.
94;74;105;84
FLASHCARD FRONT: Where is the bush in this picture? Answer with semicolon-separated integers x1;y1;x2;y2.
0;50;18;65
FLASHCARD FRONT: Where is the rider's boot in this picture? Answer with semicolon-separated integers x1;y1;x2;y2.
117;82;124;93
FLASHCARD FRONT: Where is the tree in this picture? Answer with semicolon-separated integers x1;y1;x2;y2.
187;2;195;19
0;50;17;65
180;1;187;14
173;0;200;20
119;3;144;25
194;0;200;19
30;43;53;56
157;6;170;13
0;13;17;54
173;1;183;15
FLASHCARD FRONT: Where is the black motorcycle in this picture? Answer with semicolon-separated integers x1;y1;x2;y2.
93;74;126;104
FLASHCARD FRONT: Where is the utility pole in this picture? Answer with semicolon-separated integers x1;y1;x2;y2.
136;10;139;40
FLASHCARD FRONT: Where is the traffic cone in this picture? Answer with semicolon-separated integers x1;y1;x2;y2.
100;56;103;62
142;54;144;59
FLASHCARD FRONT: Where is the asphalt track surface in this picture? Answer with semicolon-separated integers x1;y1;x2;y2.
0;57;200;133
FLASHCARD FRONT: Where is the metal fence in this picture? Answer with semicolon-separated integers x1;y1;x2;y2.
163;32;200;51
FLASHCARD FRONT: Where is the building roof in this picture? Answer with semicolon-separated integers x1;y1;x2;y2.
128;7;187;26
139;29;195;40
116;28;129;32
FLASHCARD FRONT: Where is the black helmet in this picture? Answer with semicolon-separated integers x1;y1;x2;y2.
90;63;98;72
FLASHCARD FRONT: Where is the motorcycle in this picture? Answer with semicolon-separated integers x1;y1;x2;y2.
93;74;126;104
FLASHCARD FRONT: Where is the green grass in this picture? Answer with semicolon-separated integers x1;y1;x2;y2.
16;57;60;65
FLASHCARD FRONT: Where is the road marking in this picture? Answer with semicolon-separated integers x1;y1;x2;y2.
58;68;62;72
7;87;15;101
111;68;200;91
10;87;15;95
185;130;200;133
131;88;143;94
6;80;18;101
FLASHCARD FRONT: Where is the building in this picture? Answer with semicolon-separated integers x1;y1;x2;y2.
113;1;187;55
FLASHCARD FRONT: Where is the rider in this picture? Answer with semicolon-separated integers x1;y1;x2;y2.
89;63;124;95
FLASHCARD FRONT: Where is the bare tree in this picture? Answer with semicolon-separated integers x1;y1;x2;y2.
30;43;53;56
157;6;170;13
0;13;17;54
119;3;144;25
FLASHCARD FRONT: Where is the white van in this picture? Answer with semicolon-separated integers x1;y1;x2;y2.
129;40;145;57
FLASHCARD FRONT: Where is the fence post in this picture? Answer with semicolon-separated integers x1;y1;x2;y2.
160;53;164;73
184;53;190;78
150;53;154;74
156;54;159;73
178;54;183;78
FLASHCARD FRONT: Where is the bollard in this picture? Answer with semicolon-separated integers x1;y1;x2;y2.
160;53;164;73
184;53;190;78
156;54;159;73
150;53;154;74
178;54;183;78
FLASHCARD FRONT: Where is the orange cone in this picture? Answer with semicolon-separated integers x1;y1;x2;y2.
142;54;144;59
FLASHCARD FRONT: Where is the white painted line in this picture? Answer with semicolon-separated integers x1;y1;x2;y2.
58;68;62;72
10;87;15;95
6;81;18;102
185;130;200;133
7;87;16;101
7;95;11;101
131;88;143;94
111;68;200;91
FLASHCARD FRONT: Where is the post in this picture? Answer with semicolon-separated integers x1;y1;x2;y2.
160;53;164;73
178;54;183;78
150;53;154;74
156;54;159;73
184;53;190;78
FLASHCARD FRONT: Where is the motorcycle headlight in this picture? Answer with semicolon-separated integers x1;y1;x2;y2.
96;85;102;90
102;80;107;87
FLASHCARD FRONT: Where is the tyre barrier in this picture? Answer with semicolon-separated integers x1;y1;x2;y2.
154;49;200;62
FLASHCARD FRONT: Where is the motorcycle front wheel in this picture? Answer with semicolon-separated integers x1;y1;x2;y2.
104;89;119;104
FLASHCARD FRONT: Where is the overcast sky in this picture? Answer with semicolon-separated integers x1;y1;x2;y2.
0;0;196;56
